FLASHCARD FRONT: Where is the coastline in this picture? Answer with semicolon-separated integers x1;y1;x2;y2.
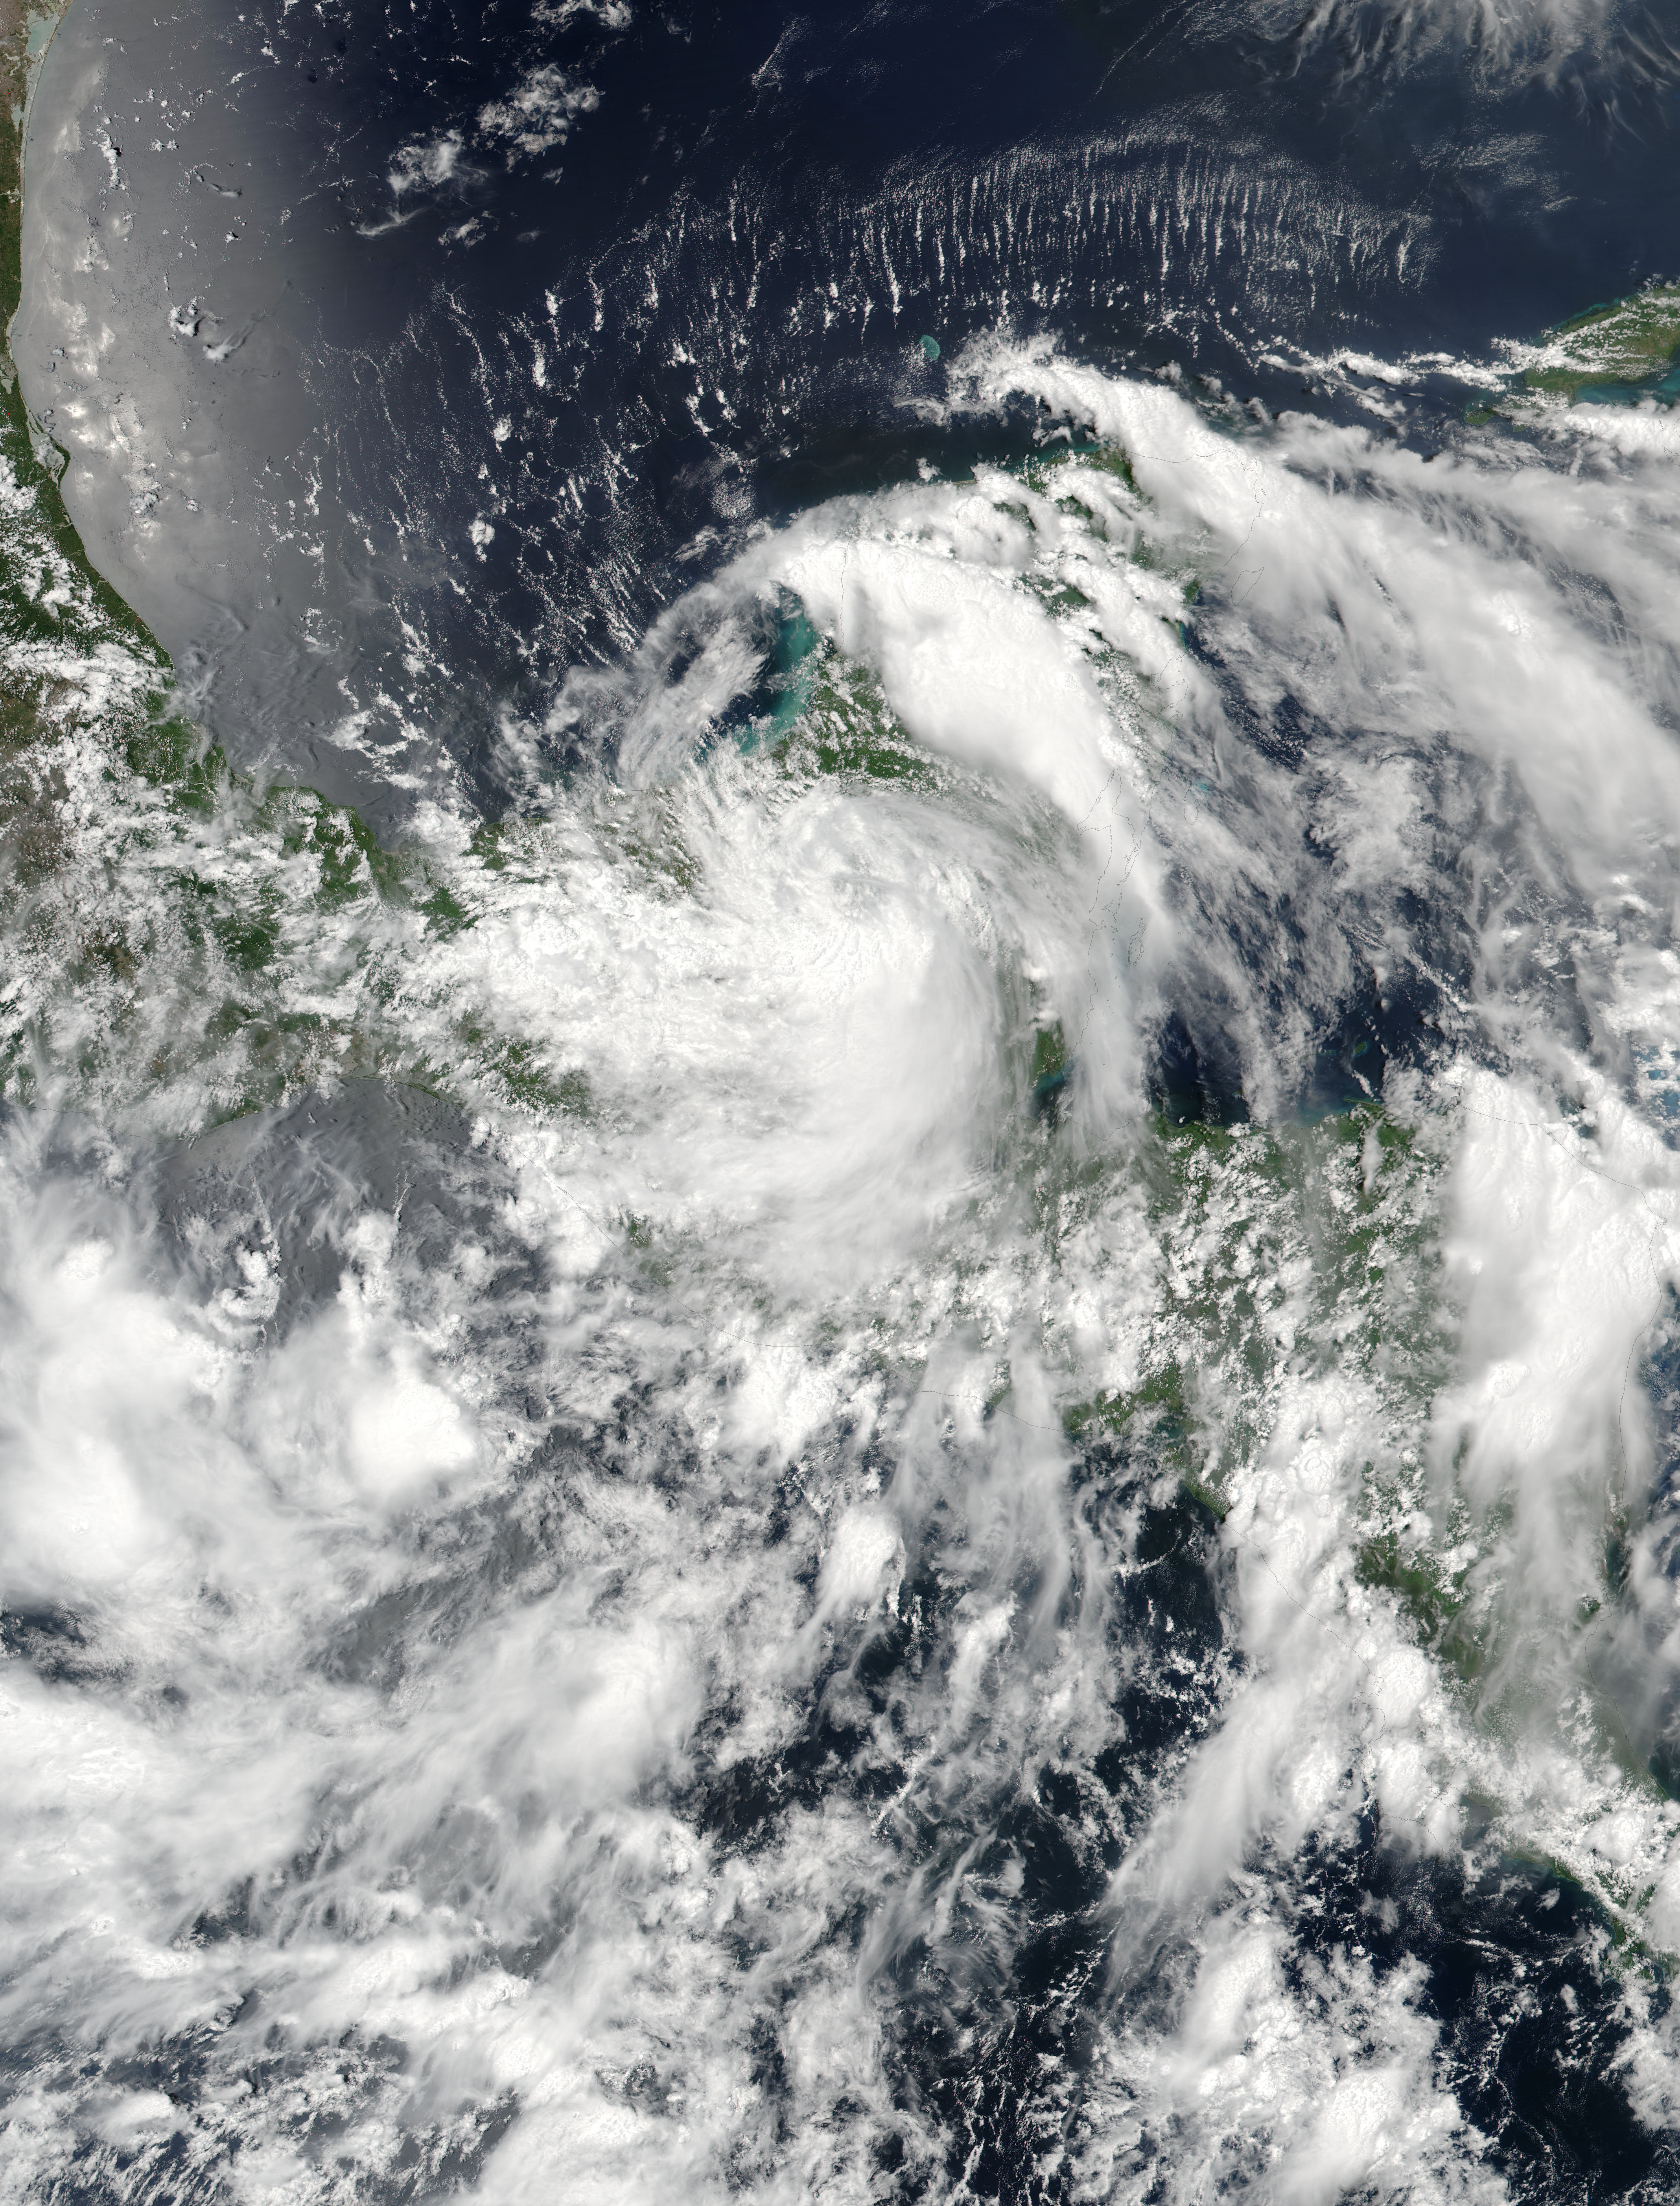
0;0;159;645
0;15;438;1135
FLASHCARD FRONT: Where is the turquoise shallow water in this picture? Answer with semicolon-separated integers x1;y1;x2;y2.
4;4;1680;2201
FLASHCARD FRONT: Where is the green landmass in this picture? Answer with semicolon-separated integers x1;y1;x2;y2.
0;20;1667;1953
1519;279;1680;402
0;5;558;1132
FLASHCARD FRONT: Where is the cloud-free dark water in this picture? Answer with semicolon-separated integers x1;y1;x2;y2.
21;0;1680;815
9;4;1680;2198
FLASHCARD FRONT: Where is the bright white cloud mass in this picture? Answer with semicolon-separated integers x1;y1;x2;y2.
5;322;1680;2192
5;0;1680;2189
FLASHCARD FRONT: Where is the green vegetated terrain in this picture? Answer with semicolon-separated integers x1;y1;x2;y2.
1057;1104;1450;1524
0;30;1665;1948
738;457;1666;1925
1464;279;1680;424
1522;280;1680;400
777;649;942;789
1057;1098;1672;1946
0;4;539;1132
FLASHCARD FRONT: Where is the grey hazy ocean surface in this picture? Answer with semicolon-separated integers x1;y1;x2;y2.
7;0;1680;2199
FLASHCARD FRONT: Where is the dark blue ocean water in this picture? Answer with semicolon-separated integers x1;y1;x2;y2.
26;0;1680;802
9;4;1680;2200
